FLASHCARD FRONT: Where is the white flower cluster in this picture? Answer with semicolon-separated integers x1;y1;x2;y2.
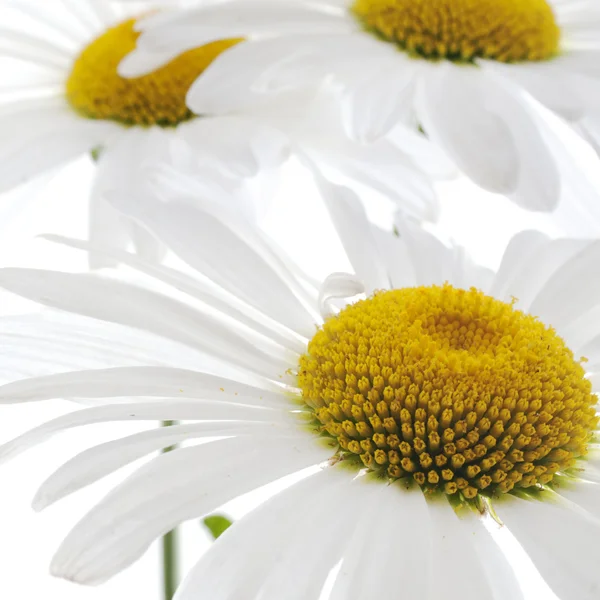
0;1;600;599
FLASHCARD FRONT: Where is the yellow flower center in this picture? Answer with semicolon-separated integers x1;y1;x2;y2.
351;0;560;63
66;18;241;127
299;285;598;500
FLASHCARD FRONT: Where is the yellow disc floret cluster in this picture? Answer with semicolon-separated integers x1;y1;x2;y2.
66;19;241;127
298;285;598;500
351;0;560;62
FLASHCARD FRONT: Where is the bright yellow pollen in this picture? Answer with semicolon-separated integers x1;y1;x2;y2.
299;285;598;500
66;19;241;127
351;0;560;62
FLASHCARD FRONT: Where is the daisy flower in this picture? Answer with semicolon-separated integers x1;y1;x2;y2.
150;85;453;224
0;0;290;261
121;0;600;212
0;181;599;599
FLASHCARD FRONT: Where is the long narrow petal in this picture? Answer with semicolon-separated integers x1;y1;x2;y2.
529;240;600;330
175;466;356;600
0;400;288;463
34;420;297;511
309;169;390;294
425;500;501;600
51;435;333;585
104;196;318;337
330;482;431;600
0;269;289;380
0;367;286;405
43;235;305;354
497;492;600;600
0;312;206;382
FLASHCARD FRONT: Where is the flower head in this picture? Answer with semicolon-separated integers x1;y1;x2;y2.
0;181;599;599
122;0;600;212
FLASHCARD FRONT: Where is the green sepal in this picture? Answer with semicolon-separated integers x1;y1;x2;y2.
203;515;233;540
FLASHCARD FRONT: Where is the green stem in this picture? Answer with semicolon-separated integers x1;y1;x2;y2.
161;421;179;600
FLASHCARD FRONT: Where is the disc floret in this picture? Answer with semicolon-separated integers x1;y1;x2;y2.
351;0;560;63
299;285;598;500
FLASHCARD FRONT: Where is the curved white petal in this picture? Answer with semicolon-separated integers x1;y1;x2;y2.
51;434;332;585
309;168;390;293
34;420;297;511
497;492;600;600
490;230;550;302
554;480;600;521
88;189;133;270
330;482;431;600
529;239;600;330
0;268;289;380
104;197;317;338
129;221;166;264
0;311;205;382
417;64;560;210
0;104;119;192
175;466;358;600
186;36;335;115
0;367;285;406
133;2;353;59
0;400;288;464
495;236;590;312
479;59;586;122
425;500;499;600
393;217;477;289
340;54;416;142
43;234;306;354
318;272;365;318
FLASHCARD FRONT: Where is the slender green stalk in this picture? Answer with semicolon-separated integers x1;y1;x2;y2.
161;421;179;600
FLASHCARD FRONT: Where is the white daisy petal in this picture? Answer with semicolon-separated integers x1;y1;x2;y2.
175;466;355;600
129;221;166;264
0;29;72;67
185;36;337;115
496;236;590;311
497;494;600;600
0;400;288;465
471;520;526;600
341;55;416;142
330;482;430;600
417;64;517;195
555;480;600;521
0;367;284;406
529;240;600;329
51;435;331;585
490;230;550;301
134;2;353;56
6;0;92;45
88;188;134;270
0;104;119;193
178;116;289;179
318;272;365;318
479;59;586;122
310;171;390;293
418;65;559;210
0;311;205;378
42;234;305;353
103;198;317;337
34;420;296;511
426;500;498;600
0;268;290;379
